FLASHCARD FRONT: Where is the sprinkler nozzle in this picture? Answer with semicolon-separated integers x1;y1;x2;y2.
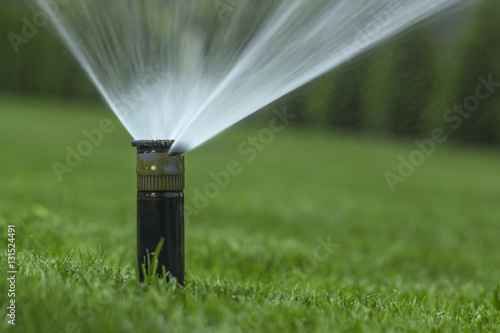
132;140;185;284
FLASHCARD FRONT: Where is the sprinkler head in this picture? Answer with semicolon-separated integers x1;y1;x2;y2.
132;140;185;191
132;140;185;284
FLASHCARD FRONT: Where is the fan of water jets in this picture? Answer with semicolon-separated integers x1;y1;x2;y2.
36;0;461;154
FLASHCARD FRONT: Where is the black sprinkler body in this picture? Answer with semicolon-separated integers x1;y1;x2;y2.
132;140;185;284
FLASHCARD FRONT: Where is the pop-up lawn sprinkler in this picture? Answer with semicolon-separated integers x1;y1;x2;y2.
132;140;185;284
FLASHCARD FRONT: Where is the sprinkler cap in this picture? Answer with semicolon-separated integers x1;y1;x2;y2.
132;140;174;152
132;140;185;191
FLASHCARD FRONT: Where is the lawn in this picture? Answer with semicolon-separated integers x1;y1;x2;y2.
1;95;500;332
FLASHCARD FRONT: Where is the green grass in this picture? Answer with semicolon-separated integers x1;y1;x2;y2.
1;95;500;332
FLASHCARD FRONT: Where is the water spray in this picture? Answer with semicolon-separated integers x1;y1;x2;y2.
132;140;185;284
